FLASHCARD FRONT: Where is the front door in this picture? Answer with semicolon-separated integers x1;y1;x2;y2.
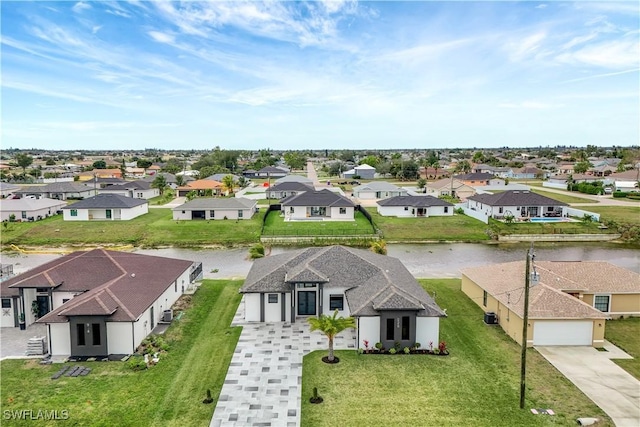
380;313;416;349
106;209;112;219
70;317;108;356
36;295;50;318
298;291;316;316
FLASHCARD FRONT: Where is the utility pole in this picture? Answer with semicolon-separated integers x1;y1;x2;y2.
520;243;537;409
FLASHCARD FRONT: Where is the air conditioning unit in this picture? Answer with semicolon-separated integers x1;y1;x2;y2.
163;309;173;322
484;312;498;325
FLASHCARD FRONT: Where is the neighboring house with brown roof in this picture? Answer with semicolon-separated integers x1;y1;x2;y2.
425;178;476;201
461;261;639;347
453;172;504;186
176;179;223;197
266;181;314;200
1;249;201;356
240;245;446;350
280;189;355;221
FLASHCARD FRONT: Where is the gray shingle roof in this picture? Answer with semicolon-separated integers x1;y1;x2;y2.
353;181;405;192
281;189;355;207
268;182;314;192
467;190;567;206
62;194;147;209
5;249;193;322
241;246;445;317
15;182;92;194
102;180;152;191
454;172;495;180
377;195;454;208
173;197;257;210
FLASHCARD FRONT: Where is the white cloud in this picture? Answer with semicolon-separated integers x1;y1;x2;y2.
148;31;175;44
498;101;564;109
560;68;640;84
92;25;102;35
556;39;640;69
535;4;547;9
505;32;546;61
72;2;91;13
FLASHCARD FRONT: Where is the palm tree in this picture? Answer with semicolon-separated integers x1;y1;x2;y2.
222;174;235;195
307;310;356;363
151;175;168;196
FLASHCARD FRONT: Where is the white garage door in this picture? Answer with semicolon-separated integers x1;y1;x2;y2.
533;320;593;346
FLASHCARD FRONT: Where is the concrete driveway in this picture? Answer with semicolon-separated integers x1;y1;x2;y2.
536;345;640;427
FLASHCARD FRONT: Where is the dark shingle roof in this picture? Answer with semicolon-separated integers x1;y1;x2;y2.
467;190;567;206
173;197;256;210
62;194;147;209
259;166;288;174
11;249;194;322
241;246;445;317
15;182;92;194
454;172;495;180
102;181;152;191
377;195;454;208
281;189;355;207
268;182;314;192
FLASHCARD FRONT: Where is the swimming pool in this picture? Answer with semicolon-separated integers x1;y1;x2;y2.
529;217;569;223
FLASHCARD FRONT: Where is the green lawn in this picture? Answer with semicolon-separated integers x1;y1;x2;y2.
529;188;597;204
262;210;376;236
0;209;262;248
302;279;613;427
605;317;640;380
0;280;242;427
366;209;491;241
580;206;640;226
489;218;616;236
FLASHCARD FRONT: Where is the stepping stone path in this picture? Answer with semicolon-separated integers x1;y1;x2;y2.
51;366;91;379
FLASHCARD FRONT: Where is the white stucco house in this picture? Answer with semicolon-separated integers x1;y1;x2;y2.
0;249;202;356
240;246;446;350
343;163;376;179
352;181;408;200
62;194;148;221
281;189;355;221
466;190;568;219
376;195;454;217
172;197;257;220
98;181;159;199
0;198;66;222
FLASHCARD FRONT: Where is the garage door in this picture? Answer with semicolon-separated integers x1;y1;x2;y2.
533;320;593;346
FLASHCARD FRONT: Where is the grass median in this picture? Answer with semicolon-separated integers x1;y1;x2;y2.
0;280;242;427
301;279;613;426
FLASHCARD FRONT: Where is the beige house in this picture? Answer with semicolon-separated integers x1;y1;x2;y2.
461;260;639;347
425;178;476;201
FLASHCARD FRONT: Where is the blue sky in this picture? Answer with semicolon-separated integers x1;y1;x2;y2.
2;1;639;151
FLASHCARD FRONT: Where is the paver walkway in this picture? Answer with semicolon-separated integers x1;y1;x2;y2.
211;297;357;427
537;345;640;427
0;324;47;360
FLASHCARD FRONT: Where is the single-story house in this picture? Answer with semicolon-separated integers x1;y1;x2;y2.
352;181;408;200
425;178;476;201
0;198;66;222
604;170;640;190
125;167;146;178
454;173;504;186
419;166;449;180
243;166;289;179
206;173;241;184
0;182;21;198
173;197;257;220
376;195;454;218
99;181;159;199
177;179;223;197
62;194;148;221
240;245;446;350
1;249;201;356
266;181;314;199
142;173;179;189
614;181;639;192
96;177;127;188
466;190;567;219
15;182;94;200
77;169;123;182
510;167;546;179
461;260;639;347
274;175;313;185
343;164;376;179
281;189;355;221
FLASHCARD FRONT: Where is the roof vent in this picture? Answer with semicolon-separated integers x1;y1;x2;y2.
131;273;136;278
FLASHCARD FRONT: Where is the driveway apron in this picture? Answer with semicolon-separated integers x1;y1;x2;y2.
211;297;357;427
536;346;640;427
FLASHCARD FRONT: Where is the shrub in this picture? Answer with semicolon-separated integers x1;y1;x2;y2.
439;341;448;354
374;342;383;350
389;348;397;355
127;355;147;371
249;243;265;259
403;347;410;354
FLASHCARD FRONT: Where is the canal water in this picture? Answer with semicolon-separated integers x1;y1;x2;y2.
2;242;638;279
